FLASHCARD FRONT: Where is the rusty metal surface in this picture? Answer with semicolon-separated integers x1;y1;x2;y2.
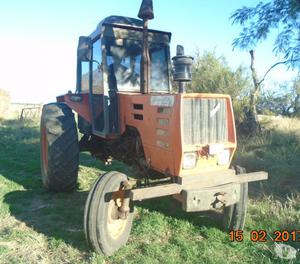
139;0;154;94
140;19;150;94
129;170;268;201
181;184;240;212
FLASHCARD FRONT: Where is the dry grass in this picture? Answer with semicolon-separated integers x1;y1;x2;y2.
0;102;42;121
0;89;10;119
259;115;300;133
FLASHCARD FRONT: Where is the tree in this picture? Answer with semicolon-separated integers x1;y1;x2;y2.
230;0;300;132
293;75;300;115
248;50;260;124
188;51;250;98
231;0;300;67
187;50;252;124
257;75;300;116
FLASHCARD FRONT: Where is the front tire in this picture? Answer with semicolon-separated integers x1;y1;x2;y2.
223;166;248;230
40;103;79;192
84;171;134;256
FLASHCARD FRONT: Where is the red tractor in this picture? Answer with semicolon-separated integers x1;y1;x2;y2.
40;0;268;256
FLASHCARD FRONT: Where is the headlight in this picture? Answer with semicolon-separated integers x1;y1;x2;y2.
182;152;197;169
209;143;224;155
218;149;230;165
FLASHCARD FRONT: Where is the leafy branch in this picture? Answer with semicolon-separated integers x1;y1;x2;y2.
258;57;300;85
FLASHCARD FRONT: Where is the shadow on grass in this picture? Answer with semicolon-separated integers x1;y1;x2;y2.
135;197;223;232
1;118;299;254
0;119;41;190
0;119;91;251
79;152;134;176
0;119;222;252
4;190;90;251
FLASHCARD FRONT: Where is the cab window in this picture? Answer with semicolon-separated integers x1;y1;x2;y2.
92;39;103;94
81;61;89;92
104;37;169;92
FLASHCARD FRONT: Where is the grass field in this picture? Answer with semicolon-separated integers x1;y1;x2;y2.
0;116;299;264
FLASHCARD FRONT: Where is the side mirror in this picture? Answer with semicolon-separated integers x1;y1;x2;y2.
77;36;92;62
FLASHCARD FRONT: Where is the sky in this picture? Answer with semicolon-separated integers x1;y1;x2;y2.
0;0;297;103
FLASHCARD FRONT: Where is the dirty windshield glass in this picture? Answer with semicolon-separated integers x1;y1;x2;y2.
105;38;169;92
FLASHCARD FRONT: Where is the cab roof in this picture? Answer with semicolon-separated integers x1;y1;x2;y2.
89;15;171;41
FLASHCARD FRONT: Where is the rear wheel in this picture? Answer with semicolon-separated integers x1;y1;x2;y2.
84;171;134;256
223;166;248;230
40;103;79;192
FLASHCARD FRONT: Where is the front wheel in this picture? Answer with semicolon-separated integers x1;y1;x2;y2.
223;166;248;230
84;171;134;256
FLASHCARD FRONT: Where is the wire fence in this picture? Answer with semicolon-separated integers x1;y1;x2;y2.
19;105;42;121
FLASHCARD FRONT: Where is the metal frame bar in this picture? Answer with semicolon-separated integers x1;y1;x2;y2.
129;171;268;201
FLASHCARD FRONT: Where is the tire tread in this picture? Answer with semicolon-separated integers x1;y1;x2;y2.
40;103;79;192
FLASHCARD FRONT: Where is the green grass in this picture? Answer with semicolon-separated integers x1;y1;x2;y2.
0;117;299;263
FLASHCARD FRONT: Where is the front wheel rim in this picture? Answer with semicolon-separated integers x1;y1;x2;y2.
106;198;128;240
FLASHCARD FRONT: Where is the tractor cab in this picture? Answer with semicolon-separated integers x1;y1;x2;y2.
75;16;172;137
58;13;238;177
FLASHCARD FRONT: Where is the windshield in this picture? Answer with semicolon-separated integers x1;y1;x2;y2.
105;37;169;92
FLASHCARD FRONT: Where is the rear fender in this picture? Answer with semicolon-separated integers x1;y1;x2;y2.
57;93;92;123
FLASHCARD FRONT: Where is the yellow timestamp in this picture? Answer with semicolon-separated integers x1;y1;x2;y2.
229;230;300;242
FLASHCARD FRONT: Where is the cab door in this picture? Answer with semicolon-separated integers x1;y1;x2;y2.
90;38;105;135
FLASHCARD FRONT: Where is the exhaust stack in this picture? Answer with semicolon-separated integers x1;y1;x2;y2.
138;0;154;94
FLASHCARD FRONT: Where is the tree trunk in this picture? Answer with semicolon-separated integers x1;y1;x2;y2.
293;78;300;116
294;94;300;116
247;50;261;133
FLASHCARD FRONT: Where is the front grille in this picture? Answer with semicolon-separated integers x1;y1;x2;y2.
183;98;228;145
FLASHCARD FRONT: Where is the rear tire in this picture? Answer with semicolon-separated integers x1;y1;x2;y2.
223;166;248;230
40;103;79;192
84;171;134;256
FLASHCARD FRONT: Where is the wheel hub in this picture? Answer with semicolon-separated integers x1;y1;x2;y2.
107;199;128;240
